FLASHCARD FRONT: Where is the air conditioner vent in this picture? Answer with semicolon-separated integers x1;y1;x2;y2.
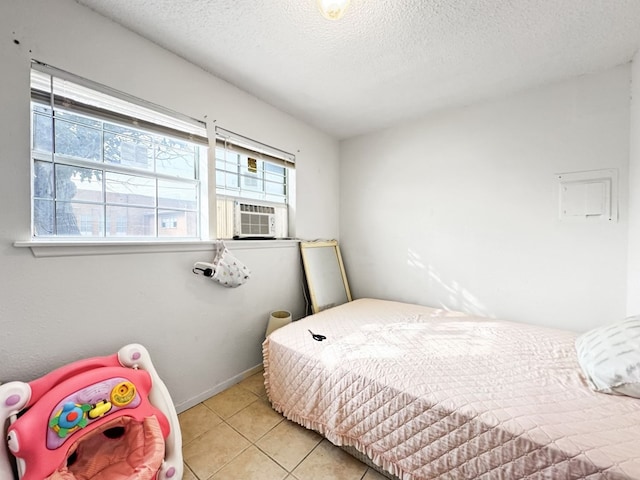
240;203;275;214
233;201;277;238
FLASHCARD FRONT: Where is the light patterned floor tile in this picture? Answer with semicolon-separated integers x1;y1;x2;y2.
363;468;391;480
292;440;368;480
179;403;223;445
182;463;198;480
239;371;268;397
182;386;392;480
203;384;259;419
210;445;288;480
256;419;323;471
183;422;250;479
227;397;284;442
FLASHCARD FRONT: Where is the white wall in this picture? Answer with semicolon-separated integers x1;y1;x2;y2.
0;0;339;411
628;51;640;316
340;66;630;332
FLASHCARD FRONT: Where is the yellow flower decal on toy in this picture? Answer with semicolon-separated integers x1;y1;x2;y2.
110;381;136;407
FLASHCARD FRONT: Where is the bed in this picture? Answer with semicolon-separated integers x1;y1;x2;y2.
263;298;640;479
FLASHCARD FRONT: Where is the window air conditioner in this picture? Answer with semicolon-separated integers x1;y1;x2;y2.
233;200;277;239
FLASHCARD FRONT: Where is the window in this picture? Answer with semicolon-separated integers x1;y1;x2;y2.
161;216;178;229
215;127;294;239
30;62;208;240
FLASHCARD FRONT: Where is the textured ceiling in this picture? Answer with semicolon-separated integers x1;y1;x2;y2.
75;0;640;139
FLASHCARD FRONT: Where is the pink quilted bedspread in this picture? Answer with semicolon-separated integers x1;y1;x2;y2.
263;299;640;480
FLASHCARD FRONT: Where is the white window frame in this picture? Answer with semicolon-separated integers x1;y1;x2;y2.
28;61;209;242
214;127;295;239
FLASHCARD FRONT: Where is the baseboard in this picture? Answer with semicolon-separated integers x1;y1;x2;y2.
174;363;264;413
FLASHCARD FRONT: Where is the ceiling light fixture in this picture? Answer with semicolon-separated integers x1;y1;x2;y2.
318;0;350;20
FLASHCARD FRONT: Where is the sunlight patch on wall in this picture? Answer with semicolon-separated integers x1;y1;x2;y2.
407;248;494;318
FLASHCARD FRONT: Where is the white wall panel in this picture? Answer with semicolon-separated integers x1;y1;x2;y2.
628;51;640;316
0;0;337;410
340;67;630;331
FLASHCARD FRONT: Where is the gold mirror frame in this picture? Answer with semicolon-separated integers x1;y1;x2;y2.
300;240;352;314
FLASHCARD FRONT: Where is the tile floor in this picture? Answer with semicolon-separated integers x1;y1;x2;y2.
179;371;388;480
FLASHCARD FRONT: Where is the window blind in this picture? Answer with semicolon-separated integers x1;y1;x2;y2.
31;60;208;145
215;127;295;169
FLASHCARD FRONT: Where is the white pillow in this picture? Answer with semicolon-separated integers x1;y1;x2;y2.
575;316;640;398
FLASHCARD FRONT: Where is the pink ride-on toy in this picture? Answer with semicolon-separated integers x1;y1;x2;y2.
0;344;183;480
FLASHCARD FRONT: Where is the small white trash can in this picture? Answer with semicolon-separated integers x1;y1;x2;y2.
266;310;292;338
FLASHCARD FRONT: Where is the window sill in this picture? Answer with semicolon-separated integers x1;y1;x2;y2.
14;239;300;258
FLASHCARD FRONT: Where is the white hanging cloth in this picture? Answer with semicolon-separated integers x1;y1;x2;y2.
193;241;251;288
